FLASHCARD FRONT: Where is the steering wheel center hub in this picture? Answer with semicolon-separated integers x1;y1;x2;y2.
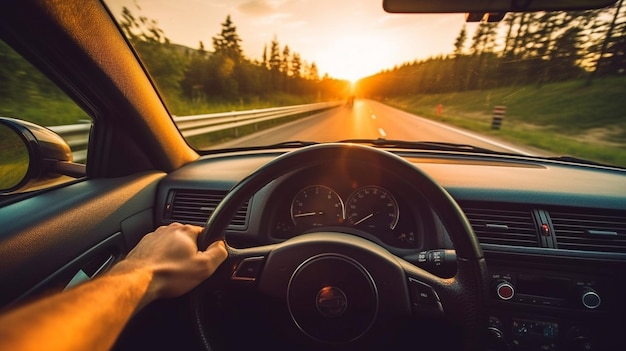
316;286;348;317
287;254;379;344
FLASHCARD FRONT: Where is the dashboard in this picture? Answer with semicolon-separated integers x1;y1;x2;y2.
155;148;626;351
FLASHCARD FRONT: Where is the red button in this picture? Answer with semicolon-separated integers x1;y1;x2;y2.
497;282;514;300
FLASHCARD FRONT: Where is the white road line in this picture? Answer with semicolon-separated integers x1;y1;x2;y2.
416;117;534;156
388;106;537;156
378;128;387;137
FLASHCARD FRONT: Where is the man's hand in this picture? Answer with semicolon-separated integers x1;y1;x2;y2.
111;222;228;305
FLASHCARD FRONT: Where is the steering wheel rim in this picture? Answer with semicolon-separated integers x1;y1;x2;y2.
193;143;488;350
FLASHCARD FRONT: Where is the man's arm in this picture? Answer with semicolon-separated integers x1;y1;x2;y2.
0;223;227;351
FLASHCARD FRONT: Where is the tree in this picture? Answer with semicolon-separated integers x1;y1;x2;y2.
262;45;268;70
281;45;291;91
308;62;319;81
204;15;246;97
548;26;584;81
588;0;626;82
453;25;467;56
291;52;302;79
212;15;242;61
268;37;282;89
467;21;498;89
180;42;211;100
502;14;517;59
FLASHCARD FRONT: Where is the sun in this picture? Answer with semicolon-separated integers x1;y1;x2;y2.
315;34;395;82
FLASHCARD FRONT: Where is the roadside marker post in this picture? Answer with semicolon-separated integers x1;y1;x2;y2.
491;106;506;130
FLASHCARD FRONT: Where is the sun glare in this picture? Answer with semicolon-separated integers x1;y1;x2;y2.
314;34;395;82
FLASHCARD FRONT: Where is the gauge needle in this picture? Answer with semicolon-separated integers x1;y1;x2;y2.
294;211;323;217
352;213;374;226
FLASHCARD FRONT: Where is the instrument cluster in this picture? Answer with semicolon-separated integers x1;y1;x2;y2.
265;167;426;249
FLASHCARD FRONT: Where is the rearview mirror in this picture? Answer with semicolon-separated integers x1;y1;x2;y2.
0;117;85;194
383;0;617;13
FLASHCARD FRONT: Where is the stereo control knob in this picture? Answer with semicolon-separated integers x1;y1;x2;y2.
495;280;515;301
580;287;601;309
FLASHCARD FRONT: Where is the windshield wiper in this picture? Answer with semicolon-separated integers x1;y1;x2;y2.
266;141;319;148
546;155;614;168
202;140;319;154
337;138;502;154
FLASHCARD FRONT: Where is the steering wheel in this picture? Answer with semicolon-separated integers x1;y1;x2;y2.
193;143;488;350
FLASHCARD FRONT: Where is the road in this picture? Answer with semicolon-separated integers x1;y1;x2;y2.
212;99;545;156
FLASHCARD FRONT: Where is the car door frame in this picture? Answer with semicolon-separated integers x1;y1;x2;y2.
0;0;196;309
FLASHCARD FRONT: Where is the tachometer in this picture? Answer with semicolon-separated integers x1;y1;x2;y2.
291;185;345;227
346;186;399;230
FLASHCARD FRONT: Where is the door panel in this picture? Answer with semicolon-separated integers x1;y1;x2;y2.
0;172;164;308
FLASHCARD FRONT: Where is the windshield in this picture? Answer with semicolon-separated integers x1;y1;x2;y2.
104;0;626;167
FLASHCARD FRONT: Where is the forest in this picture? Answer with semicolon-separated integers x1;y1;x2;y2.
357;2;626;97
117;7;350;112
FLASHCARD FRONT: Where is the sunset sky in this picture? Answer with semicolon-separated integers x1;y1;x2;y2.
106;0;476;81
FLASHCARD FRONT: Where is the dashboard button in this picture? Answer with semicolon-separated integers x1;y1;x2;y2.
580;287;601;309
496;280;515;300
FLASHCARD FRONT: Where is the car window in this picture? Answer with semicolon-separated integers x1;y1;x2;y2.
0;38;91;192
105;0;625;168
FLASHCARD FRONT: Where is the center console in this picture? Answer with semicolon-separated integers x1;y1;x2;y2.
484;259;624;351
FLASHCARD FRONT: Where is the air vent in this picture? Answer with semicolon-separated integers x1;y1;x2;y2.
462;205;539;247
164;190;249;229
550;210;626;253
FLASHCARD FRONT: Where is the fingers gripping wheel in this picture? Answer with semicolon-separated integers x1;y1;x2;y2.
193;143;489;350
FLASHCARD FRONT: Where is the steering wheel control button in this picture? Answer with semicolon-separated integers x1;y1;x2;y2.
495;280;515;301
408;278;443;314
231;257;265;281
287;254;378;344
316;286;348;317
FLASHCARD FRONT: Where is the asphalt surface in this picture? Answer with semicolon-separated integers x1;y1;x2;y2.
212;99;545;156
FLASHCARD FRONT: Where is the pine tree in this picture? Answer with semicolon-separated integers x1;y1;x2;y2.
453;25;467;56
262;45;268;70
309;62;319;81
212;15;242;61
291;52;302;79
281;45;291;91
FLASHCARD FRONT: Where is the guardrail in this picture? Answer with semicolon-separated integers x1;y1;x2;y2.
50;101;341;163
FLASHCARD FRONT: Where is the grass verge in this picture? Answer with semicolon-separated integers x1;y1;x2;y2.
384;77;626;168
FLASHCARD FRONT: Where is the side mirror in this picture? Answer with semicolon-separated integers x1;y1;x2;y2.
0;117;86;194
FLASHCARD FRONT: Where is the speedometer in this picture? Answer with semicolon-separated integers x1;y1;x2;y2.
291;185;345;227
346;186;399;230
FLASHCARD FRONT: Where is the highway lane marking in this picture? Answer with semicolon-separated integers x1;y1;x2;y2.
416;118;534;156
388;107;536;156
378;128;387;137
